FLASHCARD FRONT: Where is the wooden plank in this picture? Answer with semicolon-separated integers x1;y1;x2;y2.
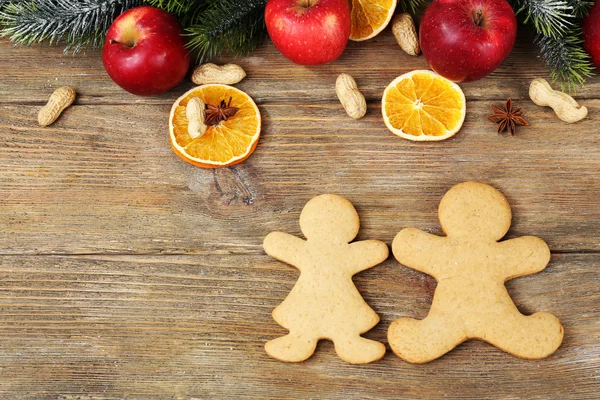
0;253;597;399
2;101;600;254
1;31;598;106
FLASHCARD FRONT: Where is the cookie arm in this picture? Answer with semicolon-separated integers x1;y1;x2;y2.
392;228;445;278
346;240;389;275
498;236;551;280
263;232;306;271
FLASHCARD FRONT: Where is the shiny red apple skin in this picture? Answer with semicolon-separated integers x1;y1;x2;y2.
420;0;517;82
265;0;351;65
103;6;190;96
583;2;600;69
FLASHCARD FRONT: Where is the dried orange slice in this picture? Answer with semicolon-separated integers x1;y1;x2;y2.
349;0;397;41
382;70;466;141
169;84;261;168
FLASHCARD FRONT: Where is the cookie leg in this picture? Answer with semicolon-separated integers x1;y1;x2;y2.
333;335;386;364
483;311;564;359
265;332;318;362
388;316;466;363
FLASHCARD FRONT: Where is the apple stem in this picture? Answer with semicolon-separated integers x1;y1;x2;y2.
473;9;484;27
299;0;315;8
109;39;136;48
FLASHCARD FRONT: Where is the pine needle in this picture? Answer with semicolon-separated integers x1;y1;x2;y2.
185;0;268;63
513;0;573;38
537;29;593;92
566;0;594;18
144;0;208;26
398;0;427;14
511;0;594;91
0;0;142;53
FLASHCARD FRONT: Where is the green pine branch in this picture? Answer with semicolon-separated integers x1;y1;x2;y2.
398;0;427;15
144;0;192;15
537;29;593;91
0;0;142;53
143;0;269;62
513;0;573;38
511;0;594;91
566;0;594;18
0;0;25;5
143;0;208;26
185;0;268;63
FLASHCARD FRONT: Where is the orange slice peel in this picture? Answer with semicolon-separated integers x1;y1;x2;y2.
169;84;261;168
382;70;466;141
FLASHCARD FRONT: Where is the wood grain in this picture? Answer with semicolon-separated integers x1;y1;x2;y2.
0;253;597;399
1;101;600;254
1;22;600;399
1;30;598;107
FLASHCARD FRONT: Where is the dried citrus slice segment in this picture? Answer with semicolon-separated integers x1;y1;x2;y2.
349;0;397;41
169;84;261;168
382;70;466;141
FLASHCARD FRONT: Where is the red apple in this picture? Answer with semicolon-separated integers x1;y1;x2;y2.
420;0;517;82
584;2;600;69
265;0;351;65
103;6;190;96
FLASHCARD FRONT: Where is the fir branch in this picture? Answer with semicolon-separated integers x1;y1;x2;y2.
512;0;573;37
511;0;594;90
566;0;594;17
0;0;142;53
143;0;208;26
0;0;26;5
144;0;191;15
186;0;268;63
398;0;427;15
537;29;593;91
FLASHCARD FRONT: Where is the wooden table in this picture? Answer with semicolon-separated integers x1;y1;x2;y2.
1;30;599;399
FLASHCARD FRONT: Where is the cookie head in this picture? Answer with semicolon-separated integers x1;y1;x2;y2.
438;182;511;241
300;194;360;243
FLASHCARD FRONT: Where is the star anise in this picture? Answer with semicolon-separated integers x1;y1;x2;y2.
204;97;239;126
488;98;529;136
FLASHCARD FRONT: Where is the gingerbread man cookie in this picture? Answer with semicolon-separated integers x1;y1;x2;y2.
264;194;388;364
390;182;563;363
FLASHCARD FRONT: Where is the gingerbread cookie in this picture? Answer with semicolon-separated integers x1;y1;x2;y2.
264;194;388;364
390;181;563;363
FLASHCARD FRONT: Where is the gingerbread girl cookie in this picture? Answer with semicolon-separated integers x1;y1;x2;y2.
264;194;388;364
390;181;563;363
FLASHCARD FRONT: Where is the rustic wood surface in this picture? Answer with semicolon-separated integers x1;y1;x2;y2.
1;28;599;399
